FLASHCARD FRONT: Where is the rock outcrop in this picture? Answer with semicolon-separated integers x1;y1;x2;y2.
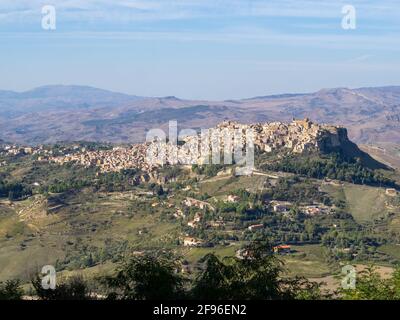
50;119;386;173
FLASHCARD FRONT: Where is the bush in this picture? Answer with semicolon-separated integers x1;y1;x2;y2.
191;242;322;300
102;253;186;300
0;280;24;300
32;275;91;300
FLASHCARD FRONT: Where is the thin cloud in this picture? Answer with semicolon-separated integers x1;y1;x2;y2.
1;0;400;23
345;54;374;63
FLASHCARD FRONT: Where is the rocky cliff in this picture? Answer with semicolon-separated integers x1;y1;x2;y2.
50;119;386;173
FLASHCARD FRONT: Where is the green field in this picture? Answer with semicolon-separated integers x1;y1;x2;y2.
183;244;240;264
1;147;399;286
322;183;393;223
281;244;334;278
0;188;182;282
343;184;388;222
199;175;268;196
378;244;400;261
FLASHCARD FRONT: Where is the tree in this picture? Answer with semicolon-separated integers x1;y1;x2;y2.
0;280;23;300
338;265;393;300
32;275;91;300
191;242;322;300
190;253;232;300
102;253;186;300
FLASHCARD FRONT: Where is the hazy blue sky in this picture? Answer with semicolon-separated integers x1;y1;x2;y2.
1;0;400;99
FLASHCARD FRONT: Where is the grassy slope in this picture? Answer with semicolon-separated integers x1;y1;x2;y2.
183;244;240;264
0;189;181;282
199;175;268;197
281;244;333;278
322;183;396;223
0;152;399;284
342;184;388;223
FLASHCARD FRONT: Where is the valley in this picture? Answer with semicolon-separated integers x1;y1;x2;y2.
0;120;399;294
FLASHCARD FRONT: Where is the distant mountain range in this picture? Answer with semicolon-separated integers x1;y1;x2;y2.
0;85;399;146
0;85;143;117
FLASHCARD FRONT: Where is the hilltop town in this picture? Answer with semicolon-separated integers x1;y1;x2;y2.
41;119;350;174
1;117;400;294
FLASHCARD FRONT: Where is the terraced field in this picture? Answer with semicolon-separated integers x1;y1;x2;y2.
0;189;182;282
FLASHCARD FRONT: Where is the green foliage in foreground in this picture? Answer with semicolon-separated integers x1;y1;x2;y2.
339;266;400;300
188;243;322;300
3;244;400;300
0;280;24;300
101;243;322;300
32;275;92;300
102;254;186;300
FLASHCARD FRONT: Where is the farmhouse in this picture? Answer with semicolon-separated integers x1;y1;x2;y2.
248;224;264;231
303;205;321;216
226;195;240;203
386;188;398;197
183;197;215;211
273;245;291;254
271;201;292;213
183;237;204;247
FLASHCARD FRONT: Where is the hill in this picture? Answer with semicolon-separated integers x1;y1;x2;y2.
0;120;399;282
0;85;143;117
0;85;400;146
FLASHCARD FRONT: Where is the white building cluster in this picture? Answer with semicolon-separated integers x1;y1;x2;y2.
48;119;346;174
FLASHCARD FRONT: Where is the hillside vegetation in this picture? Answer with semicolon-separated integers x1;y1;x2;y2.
0;139;399;287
